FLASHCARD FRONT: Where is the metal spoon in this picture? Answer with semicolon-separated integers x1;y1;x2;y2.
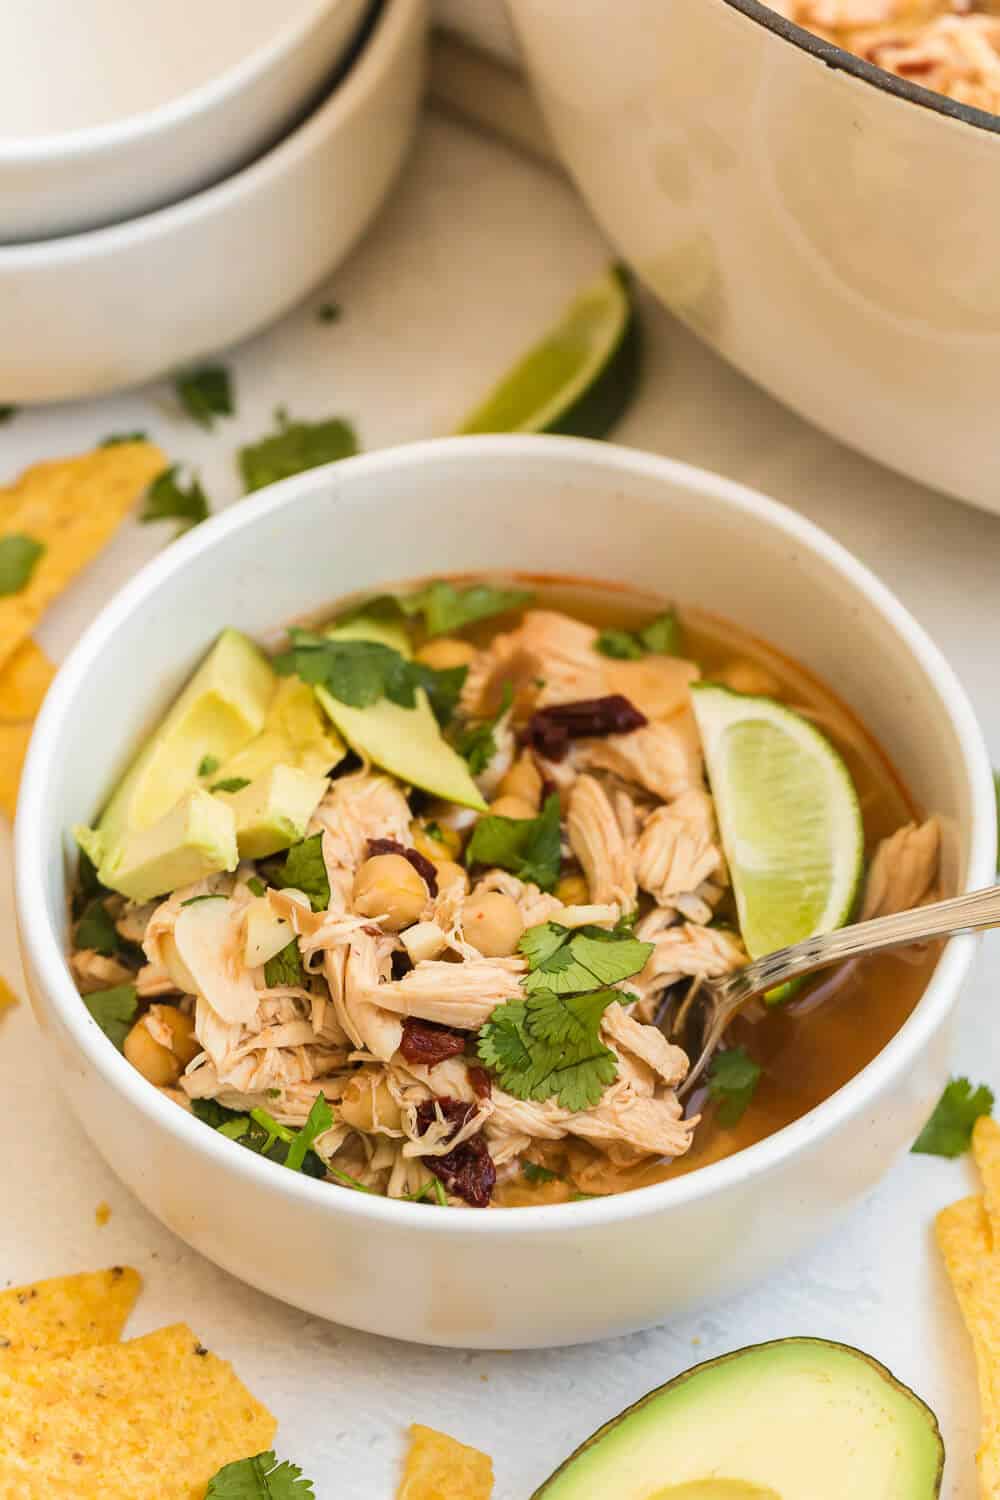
671;883;1000;1098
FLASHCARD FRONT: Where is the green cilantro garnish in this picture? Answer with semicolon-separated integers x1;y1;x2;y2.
274;628;465;725
478;987;620;1111
423;821;446;845
239;409;358;493
191;1098;233;1128
75;898;121;957
465;792;562;891
174;364;233;429
206;1449;316;1498
83;984;138;1051
270;833;330;911
141;465;210;533
912;1077;995;1157
285;1094;333;1173
594;610;681;661
72;846;106;917
707;1047;761;1127
392;580;533;637
247;876;266;898
0;534;45;596
264;939;304;988
180;893;226;906
0;405;17;424
198;755;220;777
218;1118;249;1141
522;1161;559;1184
454;682;513;776
432;1177;448;1206
317;301;341;324
327;1164;377;1193
99;430;148;446
211;777;251;794
518;921;653;994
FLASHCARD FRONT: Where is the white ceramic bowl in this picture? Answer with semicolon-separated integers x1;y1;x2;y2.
1;0;371;242
15;436;995;1349
0;0;425;405
507;0;1000;514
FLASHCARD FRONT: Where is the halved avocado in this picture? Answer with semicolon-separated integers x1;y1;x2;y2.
533;1339;943;1499
211;677;345;783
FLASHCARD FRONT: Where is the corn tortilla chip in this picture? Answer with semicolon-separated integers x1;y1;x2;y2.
974;1116;1000;1248
0;443;165;673
0;1322;276;1498
0;720;32;820
0;639;55;722
936;1195;1000;1497
398;1423;494;1500
0;1267;141;1370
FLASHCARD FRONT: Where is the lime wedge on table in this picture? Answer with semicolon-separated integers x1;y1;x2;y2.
457;264;640;439
691;684;863;965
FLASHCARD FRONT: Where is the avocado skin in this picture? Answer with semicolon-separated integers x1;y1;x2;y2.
531;1338;944;1500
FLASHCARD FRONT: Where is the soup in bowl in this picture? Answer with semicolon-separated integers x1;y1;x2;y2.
15;437;994;1346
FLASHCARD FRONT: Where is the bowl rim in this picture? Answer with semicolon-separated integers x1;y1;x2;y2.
0;0;413;264
0;0;366;164
15;434;996;1237
718;0;1000;136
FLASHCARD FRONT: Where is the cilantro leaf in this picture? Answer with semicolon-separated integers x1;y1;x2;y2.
206;1450;315;1498
83;984;138;1051
174;364;233;428
595;629;644;660
193;1099;326;1178
395;580;533;637
75;898;121;957
454;683;514;775
479;987;619;1111
180;894;226;906
465;792;562;891
73;846;106;917
271;833;330;911
141;465;210;532
519;921;571;970
264;938;304;988
191;1098;234;1129
708;1047;761;1127
285;1093;333;1173
593;610;682;662
522;1161;559;1184
239;410;358;493
211;777;251;794
100;430;148;446
522;927;653;995
413;661;467;727
275;630;465;725
912;1077;994;1157
0;534;45;596
198;755;220;777
247;876;266;897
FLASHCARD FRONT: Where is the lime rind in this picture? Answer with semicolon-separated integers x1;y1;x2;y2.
691;683;864;967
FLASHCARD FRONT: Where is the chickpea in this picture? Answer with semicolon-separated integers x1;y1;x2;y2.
497;753;542;811
353;853;428;931
555;874;590;906
338;1070;403;1133
152;1004;200;1066
462;891;524;957
717;660;780;697
435;860;470;898
488;795;537;821
124;1019;180;1087
409;818;462;864
415;637;477;671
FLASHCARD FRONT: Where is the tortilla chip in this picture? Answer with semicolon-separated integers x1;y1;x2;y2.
0;442;165;672
0;639;55;722
974;1116;1000;1247
0;1322;276;1498
398;1423;494;1500
0;719;32;820
936;1196;1000;1497
0;1267;141;1370
0;977;18;1018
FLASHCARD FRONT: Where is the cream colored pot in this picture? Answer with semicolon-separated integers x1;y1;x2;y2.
507;0;1000;512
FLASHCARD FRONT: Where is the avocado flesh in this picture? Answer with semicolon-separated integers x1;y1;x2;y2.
96;629;275;849
94;789;238;903
315;616;486;811
211;677;345;783
217;764;330;860
534;1339;943;1500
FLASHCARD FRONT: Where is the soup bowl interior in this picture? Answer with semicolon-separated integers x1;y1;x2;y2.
15;436;995;1347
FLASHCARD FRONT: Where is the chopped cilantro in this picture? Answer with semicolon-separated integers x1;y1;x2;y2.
593;610;681;661
83;984;138;1051
912;1077;994;1157
285;1094;333;1172
327;1164;377;1193
180;893;225;906
247;876;266;898
239;409;358;493
218;1118;249;1141
141;465;210;532
271;833;330;911
423;821;445;845
478;986;619;1111
432;1177;448;1206
99;430;148;446
708;1047;761;1127
191;1098;232;1128
206;1449;316;1498
0;534;45;596
519;921;652;994
465;792;562;891
75;898;121;957
595;628;644;660
198;755;220;777
274;628;465;725
174;364;233;428
395;579;533;637
211;776;251;794
454;682;513;775
73;846;106;916
0;405;17;424
264;939;304;988
522;1161;559;1184
317;301;341;323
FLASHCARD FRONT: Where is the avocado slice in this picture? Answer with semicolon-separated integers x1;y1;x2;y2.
533;1339;943;1499
314;615;486;811
216;764;329;860
96;628;276;849
210;677;345;783
91;789;238;903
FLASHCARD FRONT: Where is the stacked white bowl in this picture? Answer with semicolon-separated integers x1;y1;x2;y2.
0;0;427;403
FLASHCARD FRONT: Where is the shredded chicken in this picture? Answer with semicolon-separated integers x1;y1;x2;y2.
567;775;638;910
634;790;724;905
574;713;704;803
632;922;746;1018
71;949;135;993
367;957;525;1029
860;817;941;919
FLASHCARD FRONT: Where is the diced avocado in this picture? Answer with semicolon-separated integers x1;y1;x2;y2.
94;789;238;902
534;1339;943;1500
97;629;275;848
211;677;345;783
327;613;411;656
216;764;329;860
315;616;486;811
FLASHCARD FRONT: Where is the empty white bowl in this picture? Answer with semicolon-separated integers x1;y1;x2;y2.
0;0;426;404
15;436;995;1348
1;0;372;242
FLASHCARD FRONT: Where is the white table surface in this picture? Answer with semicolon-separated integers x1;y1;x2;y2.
2;110;998;1498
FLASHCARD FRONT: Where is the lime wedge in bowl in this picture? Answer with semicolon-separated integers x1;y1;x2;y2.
457;264;641;439
691;684;864;970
